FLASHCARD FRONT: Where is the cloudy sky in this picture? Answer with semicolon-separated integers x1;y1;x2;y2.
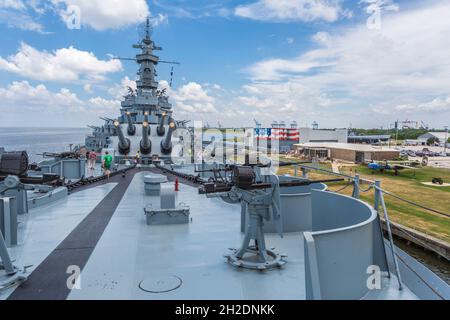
0;0;449;128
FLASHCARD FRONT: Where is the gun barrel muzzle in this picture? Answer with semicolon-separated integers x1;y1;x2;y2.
115;121;131;155
140;122;152;154
157;112;167;136
161;121;176;155
126;112;136;136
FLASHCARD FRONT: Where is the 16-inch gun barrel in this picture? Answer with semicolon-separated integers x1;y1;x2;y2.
157;112;167;136
160;121;176;155
126;112;136;136
140;122;152;154
114;121;131;155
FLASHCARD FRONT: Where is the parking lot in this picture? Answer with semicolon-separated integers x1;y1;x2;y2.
408;157;450;169
397;146;450;169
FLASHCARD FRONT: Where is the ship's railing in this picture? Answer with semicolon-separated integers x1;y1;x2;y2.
291;162;450;300
372;184;450;299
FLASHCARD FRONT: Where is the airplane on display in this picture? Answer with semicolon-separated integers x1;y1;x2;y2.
367;160;423;175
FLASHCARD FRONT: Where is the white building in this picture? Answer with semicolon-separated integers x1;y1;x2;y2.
298;128;348;144
404;139;427;146
417;132;449;146
294;142;400;163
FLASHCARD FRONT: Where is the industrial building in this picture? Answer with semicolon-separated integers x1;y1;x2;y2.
294;143;400;163
347;134;391;144
253;125;349;153
417;132;449;147
255;121;300;153
298;128;348;144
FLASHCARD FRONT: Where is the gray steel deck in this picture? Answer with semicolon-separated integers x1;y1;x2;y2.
1;183;117;299
68;172;416;300
2;171;419;300
68;172;307;299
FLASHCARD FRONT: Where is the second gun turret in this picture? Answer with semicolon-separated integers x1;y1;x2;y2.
126;111;136;136
160;121;176;155
140;121;152;155
114;120;131;155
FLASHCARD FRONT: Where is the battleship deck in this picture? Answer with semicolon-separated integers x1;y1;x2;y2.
1;168;420;300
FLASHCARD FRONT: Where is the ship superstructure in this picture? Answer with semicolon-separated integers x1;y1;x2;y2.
85;18;181;162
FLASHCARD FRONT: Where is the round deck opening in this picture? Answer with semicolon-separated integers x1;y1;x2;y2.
138;275;182;293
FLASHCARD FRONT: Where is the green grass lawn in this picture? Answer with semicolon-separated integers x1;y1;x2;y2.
277;158;450;243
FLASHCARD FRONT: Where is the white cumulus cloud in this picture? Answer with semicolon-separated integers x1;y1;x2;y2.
0;81;121;126
0;81;82;111
237;2;450;127
108;76;137;99
158;80;217;117
235;0;350;23
0;0;26;10
0;42;122;82
51;0;150;31
393;98;450;114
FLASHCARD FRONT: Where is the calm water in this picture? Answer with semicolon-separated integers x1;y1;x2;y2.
395;239;450;285
0;127;90;163
1;127;449;287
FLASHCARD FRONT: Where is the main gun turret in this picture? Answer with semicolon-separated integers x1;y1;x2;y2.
114;120;131;155
126;111;136;136
140;121;152;154
157;112;167;136
160;121;176;155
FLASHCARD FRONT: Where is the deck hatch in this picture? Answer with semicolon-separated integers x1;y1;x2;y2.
138;275;182;293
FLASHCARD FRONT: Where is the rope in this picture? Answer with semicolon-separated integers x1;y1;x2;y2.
375;186;450;219
359;184;374;193
330;182;353;193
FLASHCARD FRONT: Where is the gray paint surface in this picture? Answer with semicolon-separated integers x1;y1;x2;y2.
304;190;406;300
0;183;117;300
2;169;444;300
68;172;307;300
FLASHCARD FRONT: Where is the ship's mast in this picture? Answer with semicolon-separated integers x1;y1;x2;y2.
133;17;161;96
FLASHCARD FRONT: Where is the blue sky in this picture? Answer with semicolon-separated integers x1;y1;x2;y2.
0;0;449;129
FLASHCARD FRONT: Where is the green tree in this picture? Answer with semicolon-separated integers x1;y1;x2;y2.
427;137;440;146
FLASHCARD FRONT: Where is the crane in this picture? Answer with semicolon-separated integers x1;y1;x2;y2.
253;118;261;129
